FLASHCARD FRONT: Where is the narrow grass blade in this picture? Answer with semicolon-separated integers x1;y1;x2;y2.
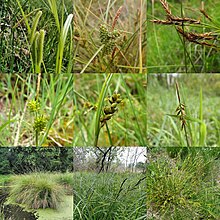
47;0;60;32
30;11;42;45
199;87;206;146
56;14;73;74
94;73;113;147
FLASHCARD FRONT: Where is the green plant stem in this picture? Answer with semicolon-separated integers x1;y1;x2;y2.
36;130;38;146
80;45;104;74
183;124;190;147
105;122;113;146
94;73;113;147
175;82;189;146
40;74;74;146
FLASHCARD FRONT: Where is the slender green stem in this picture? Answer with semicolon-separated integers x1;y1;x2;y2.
105;122;113;146
35;130;38;147
80;45;104;74
94;73;113;147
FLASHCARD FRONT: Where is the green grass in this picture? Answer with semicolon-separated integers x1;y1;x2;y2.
146;147;220;219
0;175;11;186
147;74;220;147
7;172;73;209
0;172;73;220
0;73;147;146
0;73;74;146
0;0;74;73
73;172;147;220
72;74;147;146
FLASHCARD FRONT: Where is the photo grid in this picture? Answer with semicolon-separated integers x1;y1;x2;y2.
0;0;219;220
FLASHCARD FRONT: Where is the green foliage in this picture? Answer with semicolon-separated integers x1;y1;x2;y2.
146;148;220;219
1;0;73;73
53;172;73;195
1;147;73;174
94;73;113;147
8;173;65;209
72;74;147;147
0;148;11;175
147;74;220;147
73;172;147;219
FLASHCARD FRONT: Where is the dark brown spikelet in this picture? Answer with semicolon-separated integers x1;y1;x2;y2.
176;27;215;41
160;0;172;17
169;16;200;24
151;19;174;25
176;27;217;48
151;0;219;49
200;1;212;22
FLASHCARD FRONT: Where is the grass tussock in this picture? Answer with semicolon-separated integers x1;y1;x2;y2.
8;173;71;209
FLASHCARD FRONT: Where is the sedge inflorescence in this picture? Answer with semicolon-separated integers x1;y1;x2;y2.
27;100;40;113
176;103;187;130
100;93;123;127
33;115;47;132
28;100;47;133
99;24;120;55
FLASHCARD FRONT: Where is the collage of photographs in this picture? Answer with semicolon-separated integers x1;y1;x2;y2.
0;0;219;219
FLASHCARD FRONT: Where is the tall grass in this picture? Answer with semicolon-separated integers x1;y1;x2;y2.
0;73;75;146
146;148;220;219
72;74;147;147
1;0;73;73
73;172;147;219
1;73;147;146
147;74;219;147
